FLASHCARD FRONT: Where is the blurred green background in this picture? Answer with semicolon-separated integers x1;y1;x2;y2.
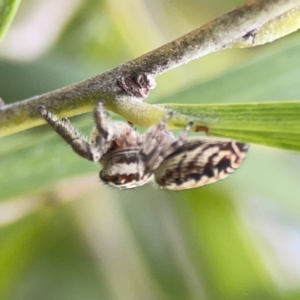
1;0;300;299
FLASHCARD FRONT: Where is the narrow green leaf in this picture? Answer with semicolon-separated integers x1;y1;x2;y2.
154;39;300;105
163;101;300;152
0;0;21;42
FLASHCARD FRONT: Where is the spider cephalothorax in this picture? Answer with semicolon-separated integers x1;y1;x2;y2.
39;102;248;190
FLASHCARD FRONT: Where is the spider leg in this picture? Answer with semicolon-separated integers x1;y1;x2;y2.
180;121;194;138
140;111;175;171
155;120;195;159
141;117;197;172
127;121;135;128
142;111;173;149
93;101;110;138
89;101;115;161
39;106;93;161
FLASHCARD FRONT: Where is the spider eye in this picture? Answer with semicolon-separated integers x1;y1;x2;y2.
112;177;122;185
100;170;123;185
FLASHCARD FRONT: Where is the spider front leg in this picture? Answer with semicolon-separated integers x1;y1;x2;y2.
39;106;93;161
92;101;110;139
89;101;115;162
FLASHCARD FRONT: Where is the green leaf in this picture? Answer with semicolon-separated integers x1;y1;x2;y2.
154;38;300;105
162;101;300;152
0;0;21;42
0;124;96;201
2;26;300;200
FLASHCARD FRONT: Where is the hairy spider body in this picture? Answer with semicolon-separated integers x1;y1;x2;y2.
39;102;248;190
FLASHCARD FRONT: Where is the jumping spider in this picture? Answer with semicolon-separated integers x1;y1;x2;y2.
39;102;248;190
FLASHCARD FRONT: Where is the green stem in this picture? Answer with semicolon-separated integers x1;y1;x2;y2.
0;0;299;137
